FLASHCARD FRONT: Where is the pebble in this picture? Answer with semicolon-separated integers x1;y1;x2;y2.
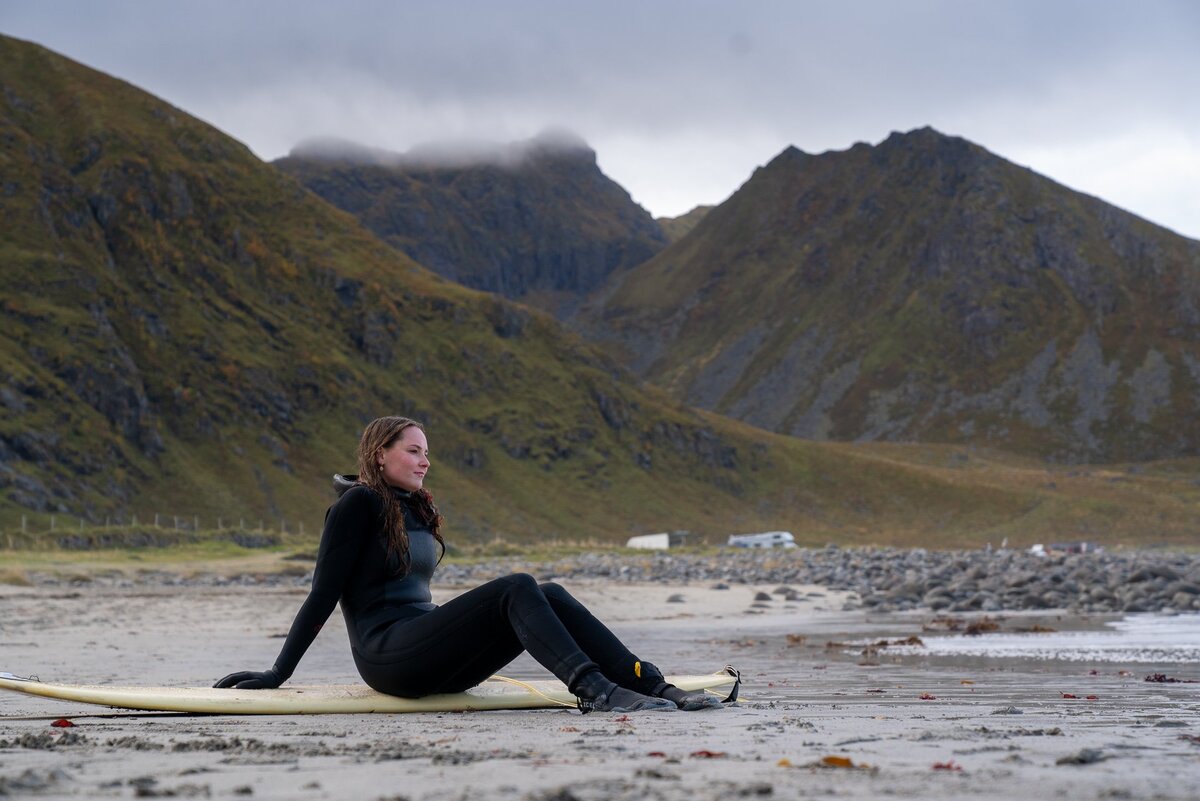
1056;748;1107;765
0;768;72;794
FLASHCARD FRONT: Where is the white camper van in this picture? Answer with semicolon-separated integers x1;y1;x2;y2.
727;531;796;549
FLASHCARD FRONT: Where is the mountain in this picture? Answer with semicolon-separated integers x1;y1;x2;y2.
657;205;714;243
274;131;667;317
2;34;1066;546
578;128;1200;463
5;36;1197;548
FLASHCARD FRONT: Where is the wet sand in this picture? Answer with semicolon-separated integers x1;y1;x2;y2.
2;578;1198;800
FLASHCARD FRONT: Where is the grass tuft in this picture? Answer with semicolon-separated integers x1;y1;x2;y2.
0;568;31;586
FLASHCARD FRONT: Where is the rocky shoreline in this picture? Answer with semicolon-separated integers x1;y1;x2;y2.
19;546;1200;616
516;547;1200;615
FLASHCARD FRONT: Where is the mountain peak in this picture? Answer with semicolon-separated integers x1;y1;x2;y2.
874;126;986;166
883;124;946;142
769;144;807;163
583;123;1200;463
762;129;967;174
276;127;659;308
288;136;403;165
527;126;593;156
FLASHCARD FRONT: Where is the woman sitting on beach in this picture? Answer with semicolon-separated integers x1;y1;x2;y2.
216;415;719;712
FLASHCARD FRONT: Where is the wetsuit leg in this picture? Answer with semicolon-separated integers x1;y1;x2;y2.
539;581;653;688
540;581;722;709
354;573;600;697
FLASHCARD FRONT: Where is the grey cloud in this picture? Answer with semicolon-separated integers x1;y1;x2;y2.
290;127;591;169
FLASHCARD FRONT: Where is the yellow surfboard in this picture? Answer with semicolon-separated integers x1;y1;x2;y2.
0;668;739;715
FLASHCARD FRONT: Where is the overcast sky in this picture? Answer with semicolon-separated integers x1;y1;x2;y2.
3;0;1198;238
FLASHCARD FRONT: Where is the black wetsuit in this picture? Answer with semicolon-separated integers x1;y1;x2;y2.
269;484;652;698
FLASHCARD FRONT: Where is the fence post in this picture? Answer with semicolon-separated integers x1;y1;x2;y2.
132;514;138;526
22;515;27;533
281;519;287;535
194;515;199;531
154;513;159;527
50;515;56;531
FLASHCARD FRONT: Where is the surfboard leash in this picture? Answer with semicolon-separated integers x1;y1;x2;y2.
486;675;578;708
717;665;741;703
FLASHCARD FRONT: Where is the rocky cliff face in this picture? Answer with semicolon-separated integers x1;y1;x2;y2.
579;128;1200;462
275;132;667;316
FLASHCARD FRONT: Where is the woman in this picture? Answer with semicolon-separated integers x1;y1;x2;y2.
216;416;720;712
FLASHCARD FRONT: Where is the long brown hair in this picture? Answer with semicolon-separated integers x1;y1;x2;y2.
356;416;444;572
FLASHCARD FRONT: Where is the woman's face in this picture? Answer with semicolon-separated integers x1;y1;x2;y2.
378;426;430;492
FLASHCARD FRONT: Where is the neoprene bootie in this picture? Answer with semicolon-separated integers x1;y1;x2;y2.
636;661;723;711
571;669;676;713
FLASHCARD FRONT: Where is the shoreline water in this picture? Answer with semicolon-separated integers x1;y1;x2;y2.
869;612;1200;664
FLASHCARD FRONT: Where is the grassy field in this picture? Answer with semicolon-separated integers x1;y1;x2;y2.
0;529;701;585
2;443;1196;586
826;442;1200;549
6;434;1196;556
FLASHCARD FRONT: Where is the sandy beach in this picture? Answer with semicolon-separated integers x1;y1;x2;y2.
2;569;1199;800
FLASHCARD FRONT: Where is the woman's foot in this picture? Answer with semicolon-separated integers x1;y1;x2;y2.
655;684;724;711
573;671;675;713
633;661;725;711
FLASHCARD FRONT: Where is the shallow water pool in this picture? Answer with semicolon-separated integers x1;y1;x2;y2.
885;612;1200;664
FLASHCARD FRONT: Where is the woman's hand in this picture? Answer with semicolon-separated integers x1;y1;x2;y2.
213;667;283;689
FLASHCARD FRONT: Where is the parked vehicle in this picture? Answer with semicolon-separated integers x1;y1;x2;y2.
727;531;796;549
1029;541;1103;557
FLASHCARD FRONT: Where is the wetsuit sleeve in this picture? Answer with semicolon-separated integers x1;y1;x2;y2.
269;487;378;681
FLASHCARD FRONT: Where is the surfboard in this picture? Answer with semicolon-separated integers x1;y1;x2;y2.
0;668;739;715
